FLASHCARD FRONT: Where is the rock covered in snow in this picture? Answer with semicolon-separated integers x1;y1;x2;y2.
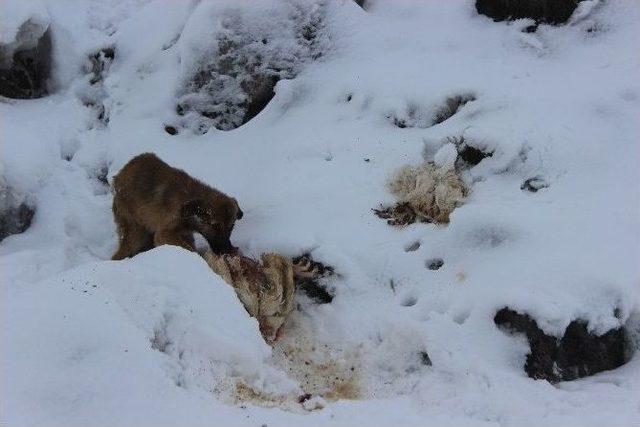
174;0;331;133
476;0;584;25
0;0;51;98
0;171;35;241
495;307;630;382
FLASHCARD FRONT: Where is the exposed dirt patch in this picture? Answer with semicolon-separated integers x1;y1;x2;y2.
231;313;361;411
233;381;293;409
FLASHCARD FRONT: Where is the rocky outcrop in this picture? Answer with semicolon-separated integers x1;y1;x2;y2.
174;1;330;134
0;177;35;241
495;307;630;382
0;16;51;99
476;0;583;25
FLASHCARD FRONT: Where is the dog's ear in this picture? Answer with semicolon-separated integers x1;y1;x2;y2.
234;198;243;220
181;199;203;219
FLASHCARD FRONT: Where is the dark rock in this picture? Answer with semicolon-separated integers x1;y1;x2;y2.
521;177;549;192
476;0;582;25
1;175;36;241
0;201;35;241
419;351;432;366
353;0;367;9
164;125;178;136
0;28;51;99
495;307;630;382
240;74;279;123
455;140;493;169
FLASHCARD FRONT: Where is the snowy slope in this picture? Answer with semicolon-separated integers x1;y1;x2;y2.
2;0;639;426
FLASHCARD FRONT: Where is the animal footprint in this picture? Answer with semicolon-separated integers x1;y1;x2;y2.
400;294;418;307
404;241;421;252
426;258;444;270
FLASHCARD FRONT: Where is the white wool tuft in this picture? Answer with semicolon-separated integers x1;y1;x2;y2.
387;162;468;223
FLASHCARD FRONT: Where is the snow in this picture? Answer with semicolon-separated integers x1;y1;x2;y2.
4;246;299;426
2;0;640;426
0;0;49;49
434;143;458;170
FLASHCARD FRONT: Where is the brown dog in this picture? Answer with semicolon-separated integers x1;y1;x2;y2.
111;153;243;260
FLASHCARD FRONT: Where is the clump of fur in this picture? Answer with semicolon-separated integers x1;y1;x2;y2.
204;250;336;342
381;162;468;225
204;251;296;342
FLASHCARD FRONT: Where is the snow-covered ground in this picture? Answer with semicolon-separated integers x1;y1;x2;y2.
2;0;639;426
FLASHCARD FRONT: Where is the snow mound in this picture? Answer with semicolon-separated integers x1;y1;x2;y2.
3;246;298;426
